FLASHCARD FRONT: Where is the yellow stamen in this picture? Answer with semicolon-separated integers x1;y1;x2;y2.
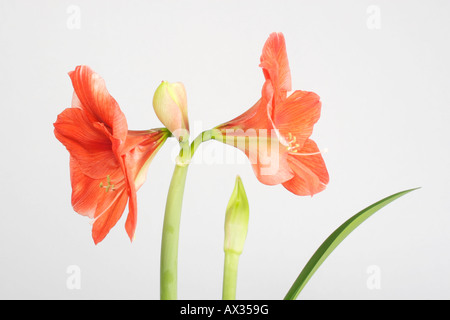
285;132;328;156
99;175;116;192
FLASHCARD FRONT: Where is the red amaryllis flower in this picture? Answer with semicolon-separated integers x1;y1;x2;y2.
214;32;329;196
54;66;170;244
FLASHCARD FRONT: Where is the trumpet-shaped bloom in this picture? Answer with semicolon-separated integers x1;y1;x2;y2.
54;65;170;244
215;33;329;196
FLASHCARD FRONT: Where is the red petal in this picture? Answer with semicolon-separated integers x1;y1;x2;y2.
217;125;294;185
216;99;272;132
70;157;126;217
54;108;119;179
282;139;329;196
248;138;294;185
259;33;292;131
124;129;169;190
121;155;138;242
91;189;129;245
70;157;98;219
215;100;294;185
117;130;169;242
69;157;130;244
121;130;169;241
69;66;128;142
274;90;321;150
259;32;291;94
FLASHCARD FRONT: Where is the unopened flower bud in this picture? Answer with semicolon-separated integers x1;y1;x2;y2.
152;81;190;142
224;176;249;255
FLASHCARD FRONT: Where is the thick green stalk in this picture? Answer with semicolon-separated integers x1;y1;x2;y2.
222;252;240;300
160;130;214;300
160;162;189;300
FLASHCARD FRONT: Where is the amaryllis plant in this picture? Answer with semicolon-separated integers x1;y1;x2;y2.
54;32;418;300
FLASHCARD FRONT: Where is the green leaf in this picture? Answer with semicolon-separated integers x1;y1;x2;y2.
284;187;419;300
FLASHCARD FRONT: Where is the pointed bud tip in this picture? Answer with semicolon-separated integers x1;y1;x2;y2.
224;175;249;255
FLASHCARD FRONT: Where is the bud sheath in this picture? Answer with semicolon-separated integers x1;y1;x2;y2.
223;176;249;300
224;176;250;255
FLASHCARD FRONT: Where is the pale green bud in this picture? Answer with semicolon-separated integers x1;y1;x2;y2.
224;176;249;255
152;81;190;142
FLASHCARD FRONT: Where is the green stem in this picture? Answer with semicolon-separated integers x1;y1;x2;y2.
222;252;240;300
160;163;189;300
160;130;214;300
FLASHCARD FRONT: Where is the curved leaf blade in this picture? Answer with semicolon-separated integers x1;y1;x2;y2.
284;187;419;300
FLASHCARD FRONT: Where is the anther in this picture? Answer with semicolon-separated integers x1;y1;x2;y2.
285;132;328;156
286;132;300;152
99;175;116;192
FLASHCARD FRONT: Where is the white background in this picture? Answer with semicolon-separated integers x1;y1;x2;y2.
1;0;449;299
